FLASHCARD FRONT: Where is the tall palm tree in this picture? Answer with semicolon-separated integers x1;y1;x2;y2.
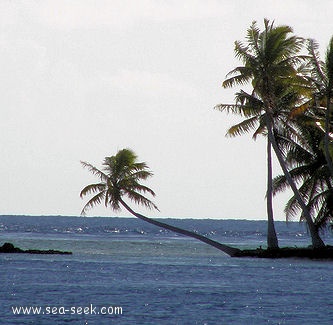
216;19;325;248
80;148;240;257
306;37;333;177
216;84;302;248
216;90;278;248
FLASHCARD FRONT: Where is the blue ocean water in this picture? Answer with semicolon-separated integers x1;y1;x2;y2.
1;215;333;325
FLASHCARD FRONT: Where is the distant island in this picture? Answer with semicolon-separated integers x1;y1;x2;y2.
0;242;72;255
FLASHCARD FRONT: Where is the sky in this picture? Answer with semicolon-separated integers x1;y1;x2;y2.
1;0;333;220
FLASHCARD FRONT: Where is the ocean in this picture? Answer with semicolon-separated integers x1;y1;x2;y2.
1;215;333;325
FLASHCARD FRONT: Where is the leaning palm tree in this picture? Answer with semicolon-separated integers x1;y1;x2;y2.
216;19;325;248
80;148;240;257
273;119;333;230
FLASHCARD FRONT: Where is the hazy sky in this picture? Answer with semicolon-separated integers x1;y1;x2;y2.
1;1;333;220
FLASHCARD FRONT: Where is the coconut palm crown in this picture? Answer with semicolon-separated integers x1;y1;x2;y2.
80;148;158;215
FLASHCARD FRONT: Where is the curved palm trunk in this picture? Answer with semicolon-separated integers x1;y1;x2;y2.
267;137;279;249
119;199;241;257
266;115;325;248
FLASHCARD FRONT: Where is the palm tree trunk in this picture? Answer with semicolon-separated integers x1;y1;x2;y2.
267;137;279;249
266;115;325;248
119;198;241;257
324;92;333;177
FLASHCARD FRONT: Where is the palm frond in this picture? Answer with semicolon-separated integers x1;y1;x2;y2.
222;70;252;88
325;37;333;90
233;40;257;65
120;178;156;196
284;195;302;221
307;38;327;88
80;190;106;215
214;103;247;116
125;190;159;211
252;122;266;140
226;116;260;137
130;169;154;181
247;20;261;51
272;174;289;195
234;90;263;111
80;183;106;198
80;161;109;182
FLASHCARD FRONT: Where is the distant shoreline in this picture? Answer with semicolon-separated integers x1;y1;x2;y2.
0;214;293;222
0;242;72;255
